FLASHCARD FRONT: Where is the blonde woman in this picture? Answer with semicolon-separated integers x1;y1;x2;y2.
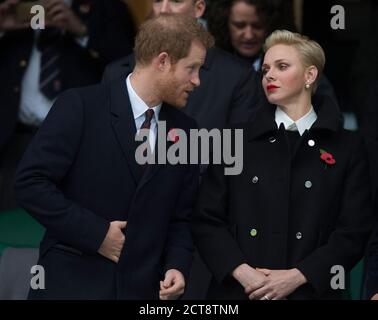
192;30;373;300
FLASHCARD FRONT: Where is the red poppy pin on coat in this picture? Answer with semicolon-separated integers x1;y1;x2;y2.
168;128;180;143
320;149;336;169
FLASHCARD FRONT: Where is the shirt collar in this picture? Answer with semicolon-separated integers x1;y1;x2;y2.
275;105;317;136
126;73;161;121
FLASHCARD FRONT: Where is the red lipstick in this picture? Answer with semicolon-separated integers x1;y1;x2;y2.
267;84;279;92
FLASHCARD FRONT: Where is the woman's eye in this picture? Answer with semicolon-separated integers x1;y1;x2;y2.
231;22;246;30
279;64;288;70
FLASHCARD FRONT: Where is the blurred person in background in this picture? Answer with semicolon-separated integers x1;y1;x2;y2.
206;0;339;119
0;0;136;211
207;0;293;71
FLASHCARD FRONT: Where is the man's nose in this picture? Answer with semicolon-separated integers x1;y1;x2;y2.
160;0;172;13
243;26;255;40
191;73;200;87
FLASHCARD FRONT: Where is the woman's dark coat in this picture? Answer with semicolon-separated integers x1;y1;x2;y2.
192;96;373;299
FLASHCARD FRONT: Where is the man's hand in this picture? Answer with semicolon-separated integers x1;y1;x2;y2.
231;263;268;291
43;0;87;36
246;268;307;300
159;269;185;300
97;220;127;263
0;0;30;32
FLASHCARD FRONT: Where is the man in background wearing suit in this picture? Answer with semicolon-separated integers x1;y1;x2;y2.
0;0;136;210
14;13;213;299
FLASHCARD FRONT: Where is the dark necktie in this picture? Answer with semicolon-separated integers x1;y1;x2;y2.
140;109;155;172
140;109;154;130
37;28;62;100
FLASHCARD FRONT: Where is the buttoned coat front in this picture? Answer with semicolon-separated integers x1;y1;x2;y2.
192;96;373;299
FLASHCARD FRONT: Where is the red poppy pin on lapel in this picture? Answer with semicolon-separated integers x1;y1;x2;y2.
320;149;336;168
168;128;180;143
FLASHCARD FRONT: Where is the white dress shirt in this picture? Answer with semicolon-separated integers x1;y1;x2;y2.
19;30;54;126
275;105;317;136
18;0;89;126
126;74;161;153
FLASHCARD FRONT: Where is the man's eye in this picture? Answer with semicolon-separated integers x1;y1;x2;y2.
251;23;264;30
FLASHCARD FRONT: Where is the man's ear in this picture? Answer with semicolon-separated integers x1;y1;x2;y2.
156;52;171;71
305;65;318;86
194;0;206;19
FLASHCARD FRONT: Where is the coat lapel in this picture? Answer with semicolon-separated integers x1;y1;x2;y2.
110;76;141;184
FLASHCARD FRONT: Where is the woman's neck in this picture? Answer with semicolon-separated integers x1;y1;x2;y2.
278;96;312;121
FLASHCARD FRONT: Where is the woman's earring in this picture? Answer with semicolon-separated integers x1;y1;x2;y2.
305;83;310;89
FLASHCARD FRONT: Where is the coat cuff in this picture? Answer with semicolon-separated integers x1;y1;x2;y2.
212;252;247;285
163;247;193;282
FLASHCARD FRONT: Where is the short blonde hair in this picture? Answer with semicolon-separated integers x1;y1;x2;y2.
135;13;214;66
264;30;325;93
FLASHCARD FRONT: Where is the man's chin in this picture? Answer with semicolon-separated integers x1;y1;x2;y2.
166;99;187;109
176;99;188;109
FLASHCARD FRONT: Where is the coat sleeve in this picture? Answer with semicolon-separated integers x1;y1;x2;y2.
191;162;248;284
14;89;110;255
296;136;374;295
